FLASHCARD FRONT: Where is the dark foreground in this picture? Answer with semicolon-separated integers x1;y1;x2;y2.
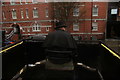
2;40;120;80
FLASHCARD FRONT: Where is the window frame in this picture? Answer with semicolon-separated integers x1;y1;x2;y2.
32;22;41;32
73;7;79;16
92;22;98;31
92;5;98;16
10;0;15;5
26;9;29;18
12;9;17;19
73;22;79;31
33;8;39;18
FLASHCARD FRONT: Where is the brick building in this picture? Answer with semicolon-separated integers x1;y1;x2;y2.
1;0;108;41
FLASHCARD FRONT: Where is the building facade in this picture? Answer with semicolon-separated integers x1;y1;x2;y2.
1;0;108;40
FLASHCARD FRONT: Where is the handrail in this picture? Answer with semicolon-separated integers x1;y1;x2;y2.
101;43;120;59
6;30;14;40
0;41;23;54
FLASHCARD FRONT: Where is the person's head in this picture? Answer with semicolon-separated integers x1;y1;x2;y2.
55;21;67;30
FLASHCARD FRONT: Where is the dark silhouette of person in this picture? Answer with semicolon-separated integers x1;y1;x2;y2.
43;21;77;52
43;22;78;80
43;21;78;64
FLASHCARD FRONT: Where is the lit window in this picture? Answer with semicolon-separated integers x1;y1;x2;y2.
10;0;15;5
92;22;98;31
45;8;49;17
12;9;17;19
92;5;98;16
73;7;79;16
32;21;41;32
26;9;29;18
33;8;39;18
111;9;118;14
73;23;79;31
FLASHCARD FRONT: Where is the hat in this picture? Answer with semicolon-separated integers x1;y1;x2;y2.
55;22;67;29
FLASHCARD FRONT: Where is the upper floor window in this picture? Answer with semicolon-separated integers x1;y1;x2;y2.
73;22;79;31
25;0;29;4
73;7;79;16
12;9;17;19
33;8;39;18
45;0;48;3
92;22;98;31
2;1;5;6
26;9;29;18
2;11;6;20
32;0;38;4
10;0;15;5
54;8;60;17
20;9;24;19
92;5;98;16
20;0;23;4
45;8;49;17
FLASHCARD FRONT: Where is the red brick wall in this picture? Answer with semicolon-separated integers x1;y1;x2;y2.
2;2;108;40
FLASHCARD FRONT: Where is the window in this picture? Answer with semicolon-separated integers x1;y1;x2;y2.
2;11;6;20
20;0;23;4
32;0;38;3
46;27;49;31
55;9;60;17
2;1;5;5
21;9;24;19
32;21;41;32
92;5;98;16
26;9;29;18
93;0;98;1
45;8;49;17
27;28;30;32
25;0;29;4
111;9;118;14
45;0;48;3
73;23;79;31
10;0;15;5
33;8;39;18
12;9;17;19
92;22;98;31
73;7;79;16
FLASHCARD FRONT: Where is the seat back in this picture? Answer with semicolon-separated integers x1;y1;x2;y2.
45;49;73;64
